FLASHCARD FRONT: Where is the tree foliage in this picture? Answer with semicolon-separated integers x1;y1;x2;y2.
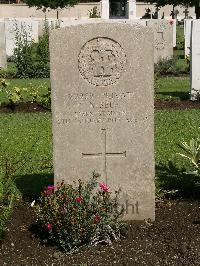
143;0;197;7
143;0;200;18
25;0;79;10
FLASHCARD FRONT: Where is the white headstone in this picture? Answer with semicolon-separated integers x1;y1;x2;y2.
146;20;173;63
190;20;200;100
101;0;109;19
184;19;193;57
110;19;173;62
0;22;7;69
128;0;136;19
5;19;39;57
171;19;176;47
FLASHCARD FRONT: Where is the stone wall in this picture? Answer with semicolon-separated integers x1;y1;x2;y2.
0;3;100;19
0;3;196;19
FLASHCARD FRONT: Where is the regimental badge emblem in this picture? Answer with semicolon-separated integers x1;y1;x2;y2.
78;37;127;86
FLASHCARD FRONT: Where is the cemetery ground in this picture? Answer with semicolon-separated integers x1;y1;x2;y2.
1;27;200;264
0;84;200;265
0;110;200;265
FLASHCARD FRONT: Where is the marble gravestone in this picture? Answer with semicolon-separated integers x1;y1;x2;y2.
146;20;173;63
0;22;7;69
5;19;39;57
126;19;174;63
171;19;177;48
50;21;155;221
190;20;200;101
184;19;193;57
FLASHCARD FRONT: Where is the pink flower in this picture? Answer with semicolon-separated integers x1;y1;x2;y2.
43;185;55;196
99;182;109;192
170;20;174;25
94;214;101;224
47;185;55;191
75;197;82;203
47;223;53;231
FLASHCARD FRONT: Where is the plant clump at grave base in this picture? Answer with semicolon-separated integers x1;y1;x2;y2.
35;173;124;252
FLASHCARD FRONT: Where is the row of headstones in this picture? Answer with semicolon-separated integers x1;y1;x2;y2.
187;20;200;100
184;19;199;57
0;18;176;69
184;19;200;100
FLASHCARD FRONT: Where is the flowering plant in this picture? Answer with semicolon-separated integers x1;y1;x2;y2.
35;172;124;251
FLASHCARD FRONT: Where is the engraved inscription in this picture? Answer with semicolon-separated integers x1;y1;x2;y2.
56;90;150;125
78;37;126;86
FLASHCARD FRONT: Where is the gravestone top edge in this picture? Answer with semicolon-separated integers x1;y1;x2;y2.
49;20;154;40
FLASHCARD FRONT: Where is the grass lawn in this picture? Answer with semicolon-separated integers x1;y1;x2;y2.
174;25;185;58
156;76;190;101
0;113;52;198
155;109;200;166
0;109;199;197
0;75;190;103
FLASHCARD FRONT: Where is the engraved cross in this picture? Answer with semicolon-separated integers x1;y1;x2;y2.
82;129;126;184
157;31;164;42
183;8;189;19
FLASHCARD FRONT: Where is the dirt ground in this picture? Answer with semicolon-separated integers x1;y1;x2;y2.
0;100;200;113
1;200;200;266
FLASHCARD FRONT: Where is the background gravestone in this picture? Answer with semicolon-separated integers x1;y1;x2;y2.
171;19;177;48
184;19;193;57
146;20;173;63
50;21;155;221
5;19;38;57
119;19;174;63
190;20;200;100
0;22;7;69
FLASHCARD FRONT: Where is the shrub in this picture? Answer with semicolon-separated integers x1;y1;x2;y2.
0;78;51;109
155;57;178;76
13;23;34;78
0;79;25;109
89;6;100;18
13;21;51;79
0;69;8;79
35;173;124;251
37;87;51;109
154;57;189;77
178;137;200;176
36;20;50;64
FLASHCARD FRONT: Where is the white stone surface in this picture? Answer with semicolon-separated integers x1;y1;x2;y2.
0;21;7;69
190;20;200;100
5;18;38;57
171;19;176;47
128;0;136;19
184;19;193;57
146;19;173;63
50;21;155;221
110;19;174;63
101;0;109;19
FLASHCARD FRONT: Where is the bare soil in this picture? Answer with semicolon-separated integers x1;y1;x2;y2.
1;200;200;266
0;100;200;113
0;102;49;113
155;100;200;110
